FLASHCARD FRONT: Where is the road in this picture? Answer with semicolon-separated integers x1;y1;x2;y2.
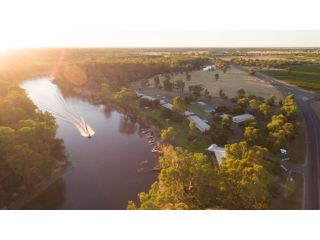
233;64;320;209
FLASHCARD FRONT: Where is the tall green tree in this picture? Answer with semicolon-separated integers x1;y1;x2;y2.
128;146;217;210
161;127;176;144
218;142;272;209
172;96;188;114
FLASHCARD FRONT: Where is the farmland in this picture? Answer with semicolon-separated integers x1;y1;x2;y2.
261;64;320;93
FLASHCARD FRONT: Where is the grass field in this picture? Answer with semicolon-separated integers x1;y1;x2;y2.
147;65;283;100
188;103;207;118
261;64;320;93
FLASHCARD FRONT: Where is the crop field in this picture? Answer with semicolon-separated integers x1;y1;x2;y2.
261;64;320;93
148;65;283;100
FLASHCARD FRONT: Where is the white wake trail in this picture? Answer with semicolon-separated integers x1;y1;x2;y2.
21;76;95;138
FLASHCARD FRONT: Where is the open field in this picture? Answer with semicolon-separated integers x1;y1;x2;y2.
147;65;283;100
261;64;320;93
222;54;320;63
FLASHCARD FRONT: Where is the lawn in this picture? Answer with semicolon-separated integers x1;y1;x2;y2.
189;103;207;118
140;108;211;153
261;64;320;93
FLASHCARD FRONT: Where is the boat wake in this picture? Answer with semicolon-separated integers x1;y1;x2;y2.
21;76;95;138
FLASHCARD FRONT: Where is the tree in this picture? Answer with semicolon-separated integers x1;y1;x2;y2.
161;127;176;144
218;142;272;209
214;73;219;81
113;88;137;104
237;88;246;97
248;68;256;76
221;115;232;129
0;127;15;165
258;103;271;117
210;127;229;146
244;126;262;145
222;66;229;74
281;95;297;120
172;96;188;114
188;84;203;98
128;146;217;209
186;71;191;81
237;97;249;109
163;78;173;91
189;121;197;137
267;95;276;106
100;83;113;102
267;114;295;151
218;89;227;99
175;79;185;93
113;88;138;113
204;89;209;97
154;76;160;88
248;99;259;114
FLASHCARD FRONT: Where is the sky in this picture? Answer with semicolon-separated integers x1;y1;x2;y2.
0;0;320;49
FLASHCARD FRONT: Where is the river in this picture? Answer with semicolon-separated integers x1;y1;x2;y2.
21;77;158;209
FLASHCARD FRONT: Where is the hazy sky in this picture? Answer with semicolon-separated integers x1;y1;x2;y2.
0;0;320;49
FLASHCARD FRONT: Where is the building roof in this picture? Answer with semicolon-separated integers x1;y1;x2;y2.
140;95;157;101
197;101;207;106
183;110;195;116
160;99;167;105
136;92;143;97
232;113;255;124
202;105;215;113
162;103;173;110
187;115;211;132
207;144;226;164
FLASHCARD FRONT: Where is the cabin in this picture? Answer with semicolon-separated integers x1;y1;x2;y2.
161;103;173;111
207;144;226;165
202;105;215;114
187;115;211;132
232;113;255;125
140;95;156;101
183;110;195;117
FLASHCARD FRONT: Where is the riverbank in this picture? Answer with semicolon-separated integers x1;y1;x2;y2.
5;159;69;210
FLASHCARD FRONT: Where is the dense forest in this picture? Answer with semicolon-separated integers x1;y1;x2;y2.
55;52;211;91
0;52;67;209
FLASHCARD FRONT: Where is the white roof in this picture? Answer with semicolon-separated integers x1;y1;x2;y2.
162;103;173;110
232;114;255;123
187;115;211;132
140;95;156;101
183;110;195;116
202;65;215;71
207;144;226;164
160;100;167;105
197;101;207;106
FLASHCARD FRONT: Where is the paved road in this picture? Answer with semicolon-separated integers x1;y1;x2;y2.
233;64;320;209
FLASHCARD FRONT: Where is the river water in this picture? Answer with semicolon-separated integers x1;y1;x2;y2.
21;77;157;209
